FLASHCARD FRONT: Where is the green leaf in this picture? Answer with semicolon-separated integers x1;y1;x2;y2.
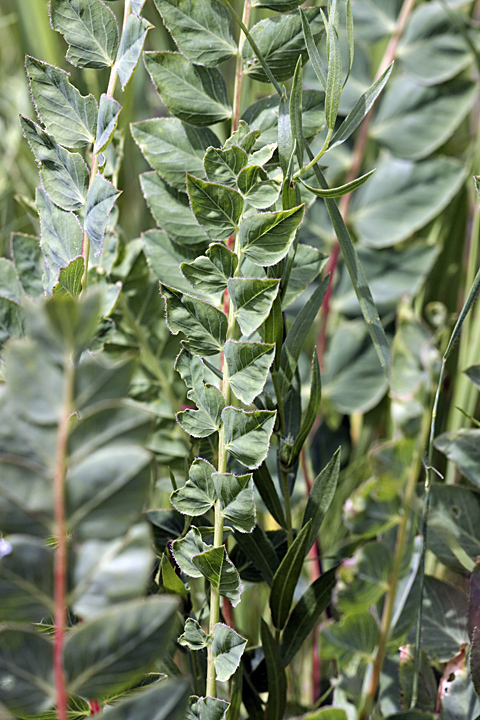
55;256;84;297
253;463;287;529
239;206;304;267
178;618;209;649
290;56;304;167
161;553;188;600
114;13;152;90
141;172;209;246
0;627;54;716
130;0;146;12
278;86;294;177
102;678;190;720
427;485;480;574
0;536;54;622
181;244;238;298
384;713;437;720
21;116;89;211
299;169;375;199
397;2;475;84
222;407;276;470
321;612;379;668
36;188;83;287
132;118;219;190
65;597;179;698
177;357;226;437
333;242;439;317
253;0;303;12
236;165;280;210
71;523;154;619
349;157;467;248
370;75;477;161
243;9;323;83
350;0;397;43
281;567;336;666
144;51;232;127
287;351;322;464
466;365;480;390
0;259;23;304
324;4;342;130
204;146;248;188
162;285;227;355
94;94;121;154
187;696;229;720
435;429;480;488
50;0;119;69
233;526;279;585
279;276;329;395
212;623;247;682
224;340;275;405
336;541;391;615
228;277;280;337
192;546;242;606
302;448;340;551
26;56;97;148
330;63;393;150
187;175;244;242
212;472;255;533
171;457;217;515
11;233;44;297
282;243;327;308
243;90;324;147
300;8;326;90
323;320;388;414
438;647;480;720
414;576;468;662
261;620;286;720
172;527;210;578
85;173;120;255
154;0;236;66
270;520;311;630
399;646;437;714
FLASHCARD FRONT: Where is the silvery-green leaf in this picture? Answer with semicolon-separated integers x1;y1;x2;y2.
114;14;152;90
181;245;237;298
349;156;467;248
204;146;248;188
192;546;242;606
224;340;275;405
162;285;227;356
94;94;121;154
26;56;97;148
36;188;83;287
140;172;210;246
171;457;217;515
178;618;210;650
177;357;225;438
370;75;476;161
0;535;54;623
85;174;120;255
222;407;276;470
172;527;210;578
21;116;88;211
187;175;244;242
320;612;379;668
227;277;280;337
142;230;196;295
144;51;232;127
54;256;84;298
237;166;281;210
243;9;323;83
50;0;119;69
239;205;304;267
212;623;247;682
154;0;236;66
10;233;44;297
131;118;219;190
253;0;304;12
101;678;190;720
243;91;324;148
0;259;24;305
212;471;255;533
282;243;327;308
187;696;229;720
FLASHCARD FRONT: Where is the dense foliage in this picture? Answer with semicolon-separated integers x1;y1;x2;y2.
0;0;480;719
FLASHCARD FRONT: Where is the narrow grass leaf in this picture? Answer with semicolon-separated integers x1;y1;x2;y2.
261;620;286;720
290;351;322;463
302;447;340;551
270;520;311;629
299;169;375;199
281;567;336;665
253;463;287;529
290;56;304;167
300;8;326;89
233;526;279;585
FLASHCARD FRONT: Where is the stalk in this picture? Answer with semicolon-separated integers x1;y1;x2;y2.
53;353;75;720
81;0;132;293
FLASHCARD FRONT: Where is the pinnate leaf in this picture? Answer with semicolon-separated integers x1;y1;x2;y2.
222;407;276;470
172;527;210;578
212;472;256;533
192;546;242;606
212;623;247;682
94;94;121;154
36;188;83;289
171;457;216;515
178;618;209;650
204;146;248;188
187;175;244;242
239;206;304;267
228;277;280;337
224;340;275;405
181;244;237;298
162;285;227;356
114;14;152;90
85;173;120;255
50;0;119;69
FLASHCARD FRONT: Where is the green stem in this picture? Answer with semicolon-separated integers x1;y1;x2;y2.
281;468;293;547
53;353;75;720
81;0;131;293
293;128;333;180
232;0;251;132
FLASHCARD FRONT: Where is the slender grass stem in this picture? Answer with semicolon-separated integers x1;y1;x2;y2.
81;0;131;293
53;353;75;720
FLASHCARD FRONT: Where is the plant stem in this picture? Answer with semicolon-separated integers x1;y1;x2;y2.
81;0;131;293
232;0;251;132
53;353;75;720
359;413;428;720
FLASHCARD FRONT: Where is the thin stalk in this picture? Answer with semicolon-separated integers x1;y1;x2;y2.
81;0;131;293
359;412;429;720
411;264;480;706
53;353;75;720
280;469;293;547
294;128;333;180
232;0;251;132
